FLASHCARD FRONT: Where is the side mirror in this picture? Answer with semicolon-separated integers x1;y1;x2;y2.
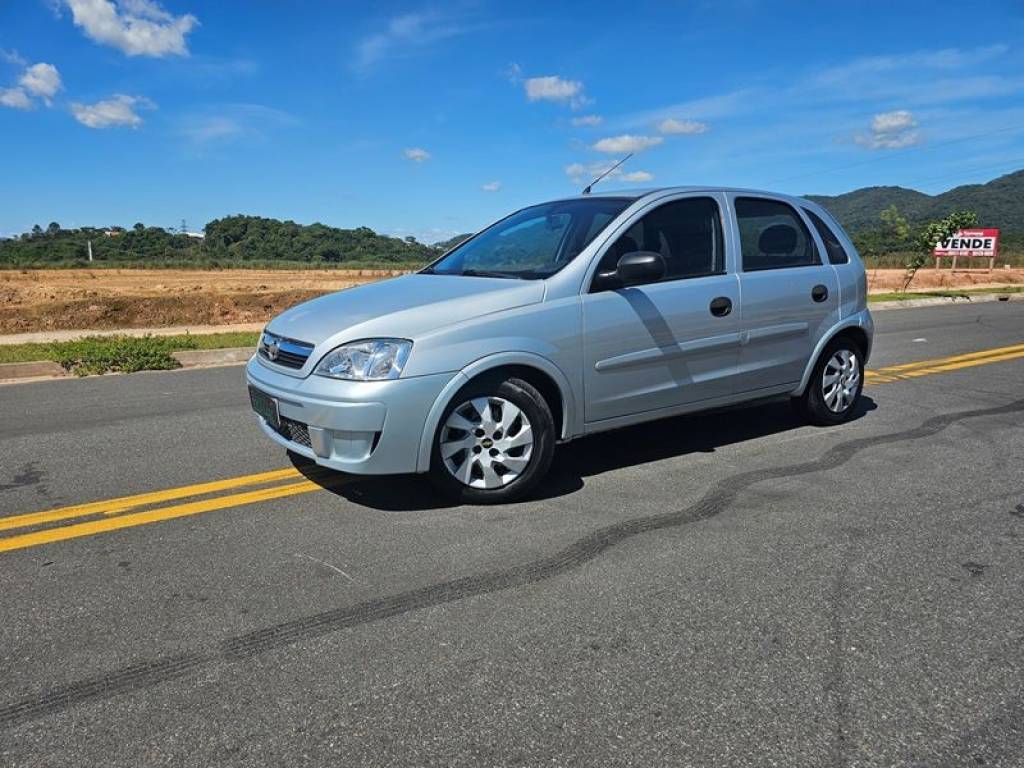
616;251;665;286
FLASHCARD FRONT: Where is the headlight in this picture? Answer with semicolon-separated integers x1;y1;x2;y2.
313;339;412;381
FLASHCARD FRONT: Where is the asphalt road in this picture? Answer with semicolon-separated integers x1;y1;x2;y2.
1;301;1023;767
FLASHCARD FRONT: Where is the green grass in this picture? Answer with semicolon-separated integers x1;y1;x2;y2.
180;331;260;349
869;285;1024;302
0;331;259;375
0;260;426;271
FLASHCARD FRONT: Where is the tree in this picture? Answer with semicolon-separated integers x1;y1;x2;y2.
46;221;61;235
133;222;145;232
902;210;978;292
879;205;910;246
31;224;43;239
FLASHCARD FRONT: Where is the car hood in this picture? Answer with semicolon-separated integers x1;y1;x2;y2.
266;273;546;347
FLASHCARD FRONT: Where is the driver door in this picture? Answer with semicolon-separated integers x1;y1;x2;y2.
581;194;742;424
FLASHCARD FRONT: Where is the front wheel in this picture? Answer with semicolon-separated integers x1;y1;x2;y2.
794;338;864;426
428;376;555;504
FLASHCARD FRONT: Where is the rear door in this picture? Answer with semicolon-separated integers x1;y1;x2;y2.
581;193;742;423
729;195;840;393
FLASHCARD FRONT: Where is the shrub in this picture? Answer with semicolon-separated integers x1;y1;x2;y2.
49;335;199;376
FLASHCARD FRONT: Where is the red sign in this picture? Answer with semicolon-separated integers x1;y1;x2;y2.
934;228;999;258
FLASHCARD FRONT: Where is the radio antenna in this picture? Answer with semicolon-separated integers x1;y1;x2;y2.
582;153;633;195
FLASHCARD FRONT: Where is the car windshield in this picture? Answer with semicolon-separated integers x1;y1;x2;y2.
424;198;632;279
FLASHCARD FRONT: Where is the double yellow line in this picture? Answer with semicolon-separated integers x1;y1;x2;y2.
0;468;340;553
865;341;1024;384
2;340;1023;555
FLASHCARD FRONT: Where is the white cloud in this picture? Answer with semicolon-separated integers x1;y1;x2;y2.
592;134;663;154
71;94;154;128
0;49;27;66
181;115;241;143
815;45;1008;89
403;147;431;162
178;104;297;149
0;61;61;109
871;111;915;133
355;12;465;71
19;63;61;102
854;109;921;149
565;161;653;186
525;75;587;108
571;114;602;127
614;90;750;131
0;87;32;109
65;0;198;57
657;117;707;135
481;181;501;191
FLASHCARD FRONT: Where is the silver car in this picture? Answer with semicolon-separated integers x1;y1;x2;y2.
246;187;872;502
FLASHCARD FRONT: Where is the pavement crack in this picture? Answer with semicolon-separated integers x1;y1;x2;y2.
2;397;1023;730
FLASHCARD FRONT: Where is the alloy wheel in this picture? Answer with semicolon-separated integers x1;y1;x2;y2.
440;396;534;489
822;349;860;413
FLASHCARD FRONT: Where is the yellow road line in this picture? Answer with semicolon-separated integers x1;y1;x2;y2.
866;342;1024;384
1;339;1022;554
0;467;301;532
0;479;338;554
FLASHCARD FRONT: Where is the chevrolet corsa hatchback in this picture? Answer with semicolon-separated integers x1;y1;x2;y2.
246;187;873;503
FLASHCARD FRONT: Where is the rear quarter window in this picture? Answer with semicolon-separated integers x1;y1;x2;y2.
803;208;850;265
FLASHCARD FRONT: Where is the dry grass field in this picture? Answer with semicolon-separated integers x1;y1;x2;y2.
0;268;409;334
1;266;1022;335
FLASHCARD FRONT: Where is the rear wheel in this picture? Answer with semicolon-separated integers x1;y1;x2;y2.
794;337;864;426
428;376;555;504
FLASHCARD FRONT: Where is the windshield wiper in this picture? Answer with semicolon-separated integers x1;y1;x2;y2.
460;269;524;279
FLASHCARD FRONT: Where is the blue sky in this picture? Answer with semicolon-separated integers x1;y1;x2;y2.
2;1;1023;242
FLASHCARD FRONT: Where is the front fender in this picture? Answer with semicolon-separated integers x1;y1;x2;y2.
793;309;874;396
414;351;579;473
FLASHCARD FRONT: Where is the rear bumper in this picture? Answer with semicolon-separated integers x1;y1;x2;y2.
245;356;457;475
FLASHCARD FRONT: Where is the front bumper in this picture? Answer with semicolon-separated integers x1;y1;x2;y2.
245;356;457;475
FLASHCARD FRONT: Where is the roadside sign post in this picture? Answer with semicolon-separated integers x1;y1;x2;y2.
934;228;999;273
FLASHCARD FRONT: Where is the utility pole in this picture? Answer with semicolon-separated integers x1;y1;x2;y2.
87;240;93;262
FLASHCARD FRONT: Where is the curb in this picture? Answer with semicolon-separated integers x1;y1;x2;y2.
0;361;65;380
0;347;254;384
870;292;1020;311
172;347;253;368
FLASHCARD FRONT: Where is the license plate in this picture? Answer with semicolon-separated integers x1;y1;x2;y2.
248;386;280;430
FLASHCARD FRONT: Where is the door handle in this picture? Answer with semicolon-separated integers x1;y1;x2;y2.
811;284;829;303
709;296;732;317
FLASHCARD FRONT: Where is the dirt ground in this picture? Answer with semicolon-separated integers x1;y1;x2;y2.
1;267;1022;334
867;266;1024;292
0;268;408;334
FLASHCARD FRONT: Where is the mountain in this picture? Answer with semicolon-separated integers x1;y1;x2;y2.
433;233;474;251
808;169;1024;233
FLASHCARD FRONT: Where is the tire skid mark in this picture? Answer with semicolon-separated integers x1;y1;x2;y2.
2;398;1023;731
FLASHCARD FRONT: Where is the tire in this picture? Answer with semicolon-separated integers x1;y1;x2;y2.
428;376;555;504
794;336;865;426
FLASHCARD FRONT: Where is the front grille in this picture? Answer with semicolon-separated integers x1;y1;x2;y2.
270;349;310;368
258;331;314;370
277;416;311;449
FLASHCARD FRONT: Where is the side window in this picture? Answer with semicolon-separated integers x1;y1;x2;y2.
803;208;850;265
592;197;724;289
735;197;820;271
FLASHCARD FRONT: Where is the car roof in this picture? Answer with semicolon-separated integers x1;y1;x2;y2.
545;186;817;207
